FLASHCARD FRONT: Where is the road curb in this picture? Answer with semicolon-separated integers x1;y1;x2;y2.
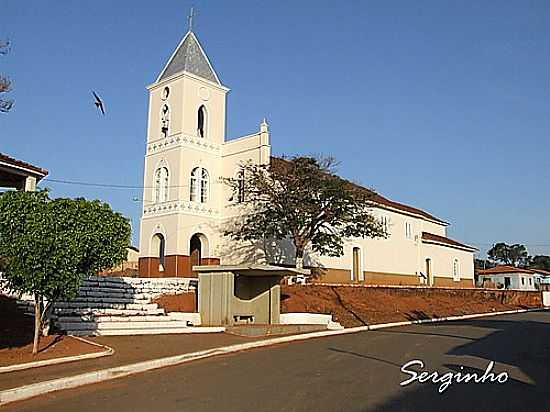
0;307;547;405
0;336;114;374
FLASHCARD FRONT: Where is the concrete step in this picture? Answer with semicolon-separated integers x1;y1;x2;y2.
166;312;201;325
57;296;151;304
54;302;159;310
78;287;137;296
55;315;170;323
77;289;156;300
67;327;219;337
55;319;192;331
53;308;165;316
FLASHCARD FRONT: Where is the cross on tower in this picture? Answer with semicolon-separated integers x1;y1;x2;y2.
187;7;196;32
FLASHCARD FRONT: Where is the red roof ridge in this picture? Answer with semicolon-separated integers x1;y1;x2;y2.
478;265;535;275
421;231;477;251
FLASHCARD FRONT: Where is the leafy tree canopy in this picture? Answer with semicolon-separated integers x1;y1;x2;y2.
223;156;386;268
530;255;550;272
487;242;529;267
0;190;131;352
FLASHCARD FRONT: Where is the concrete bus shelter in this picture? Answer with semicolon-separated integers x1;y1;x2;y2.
193;264;309;326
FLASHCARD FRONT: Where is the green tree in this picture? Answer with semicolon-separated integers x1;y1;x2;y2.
0;190;131;354
0;40;14;113
530;255;550;272
223;156;386;269
487;242;529;267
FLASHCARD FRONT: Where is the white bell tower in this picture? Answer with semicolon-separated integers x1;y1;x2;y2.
138;26;229;277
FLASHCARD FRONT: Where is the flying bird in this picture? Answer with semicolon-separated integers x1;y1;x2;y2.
92;91;105;115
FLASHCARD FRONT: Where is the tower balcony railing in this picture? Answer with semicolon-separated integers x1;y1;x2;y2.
147;132;221;155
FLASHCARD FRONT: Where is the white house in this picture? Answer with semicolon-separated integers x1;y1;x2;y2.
0;153;48;192
477;265;538;291
138;28;477;288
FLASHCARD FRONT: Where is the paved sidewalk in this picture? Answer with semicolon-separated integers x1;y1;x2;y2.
0;333;265;391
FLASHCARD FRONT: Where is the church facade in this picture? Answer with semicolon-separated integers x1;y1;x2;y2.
138;29;476;288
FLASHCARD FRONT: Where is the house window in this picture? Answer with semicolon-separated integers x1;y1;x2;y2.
405;222;412;239
154;167;169;203
521;277;525;286
197;105;207;138
453;259;460;281
190;167;209;203
504;277;511;288
160;104;170;138
529;278;532;286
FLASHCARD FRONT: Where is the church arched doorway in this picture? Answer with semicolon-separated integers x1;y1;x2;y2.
190;233;209;274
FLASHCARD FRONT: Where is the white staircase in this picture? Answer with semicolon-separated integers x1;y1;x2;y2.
52;276;202;336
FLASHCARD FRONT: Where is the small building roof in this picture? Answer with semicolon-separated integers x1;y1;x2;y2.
421;232;477;252
0;153;48;190
193;264;310;277
478;265;535;275
0;153;48;177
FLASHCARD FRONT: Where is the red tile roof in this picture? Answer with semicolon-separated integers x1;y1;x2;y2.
421;232;477;251
270;156;447;225
0;153;48;177
477;265;535;275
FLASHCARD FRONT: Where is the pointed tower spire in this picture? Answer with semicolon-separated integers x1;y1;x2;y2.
156;30;221;84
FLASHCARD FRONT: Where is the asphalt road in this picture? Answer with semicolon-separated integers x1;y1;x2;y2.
5;311;550;412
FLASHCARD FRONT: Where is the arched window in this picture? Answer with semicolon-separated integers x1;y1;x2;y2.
152;233;166;272
190;167;209;203
160;104;170;138
197;105;207;138
154;167;169;203
453;259;460;281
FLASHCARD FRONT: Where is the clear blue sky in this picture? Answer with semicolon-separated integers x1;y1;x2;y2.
2;1;550;256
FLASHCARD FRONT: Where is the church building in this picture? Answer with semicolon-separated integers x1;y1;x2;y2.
138;28;476;288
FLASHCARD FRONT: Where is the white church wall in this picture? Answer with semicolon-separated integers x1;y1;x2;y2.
221;131;270;218
421;243;474;281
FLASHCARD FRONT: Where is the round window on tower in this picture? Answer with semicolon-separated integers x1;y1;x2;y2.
161;87;170;101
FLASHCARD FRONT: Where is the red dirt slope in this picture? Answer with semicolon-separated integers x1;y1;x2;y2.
281;285;541;327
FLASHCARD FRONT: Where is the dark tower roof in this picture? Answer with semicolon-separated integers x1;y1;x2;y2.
157;31;221;85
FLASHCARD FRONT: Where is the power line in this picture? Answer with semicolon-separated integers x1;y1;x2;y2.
41;180;550;248
43;178;208;190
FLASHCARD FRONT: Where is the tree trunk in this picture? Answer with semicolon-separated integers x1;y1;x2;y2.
295;246;304;269
32;293;42;355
